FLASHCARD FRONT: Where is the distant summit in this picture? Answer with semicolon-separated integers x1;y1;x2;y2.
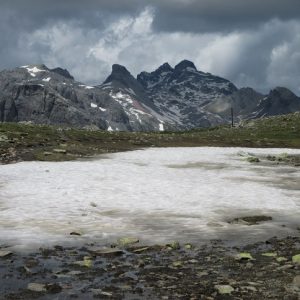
0;60;299;131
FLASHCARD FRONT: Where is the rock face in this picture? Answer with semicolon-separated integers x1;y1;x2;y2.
204;87;264;122
98;64;166;131
1;61;300;131
137;60;238;129
248;87;300;119
0;64;132;131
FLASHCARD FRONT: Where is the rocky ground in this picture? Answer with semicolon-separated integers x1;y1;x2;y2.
0;235;299;300
0;111;300;165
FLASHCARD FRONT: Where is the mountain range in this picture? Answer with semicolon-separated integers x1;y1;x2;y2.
0;60;299;131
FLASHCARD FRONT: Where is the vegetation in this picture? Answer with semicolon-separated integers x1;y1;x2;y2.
0;112;299;163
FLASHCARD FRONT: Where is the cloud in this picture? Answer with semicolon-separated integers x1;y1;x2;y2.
0;2;300;94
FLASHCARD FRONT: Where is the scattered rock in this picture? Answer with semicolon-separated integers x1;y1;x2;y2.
0;250;13;258
27;283;47;293
292;254;300;264
236;252;254;261
262;252;277;257
73;256;93;268
172;261;183;267
53;149;67;154
70;231;82;236
0;134;9;143
43;151;52;156
246;156;260;163
166;241;180;250
89;248;124;257
184;243;193;249
230;215;272;225
117;237;139;247
276;257;288;262
132;247;150;253
215;284;234;294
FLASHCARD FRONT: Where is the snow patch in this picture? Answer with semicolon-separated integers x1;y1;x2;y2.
159;123;164;131
21;66;46;77
99;107;107;112
42;77;51;82
79;85;94;89
0;147;300;249
107;126;113;132
90;103;97;108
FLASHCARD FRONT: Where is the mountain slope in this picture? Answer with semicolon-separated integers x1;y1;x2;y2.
249;87;300;119
137;60;238;128
1;61;300;132
204;87;264;122
99;64;167;131
0;64;134;131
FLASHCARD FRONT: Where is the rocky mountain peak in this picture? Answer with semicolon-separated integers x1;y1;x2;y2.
50;67;74;80
270;87;297;98
174;60;197;72
103;64;134;86
156;62;173;73
112;64;131;76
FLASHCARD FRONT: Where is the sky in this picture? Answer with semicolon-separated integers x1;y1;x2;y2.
1;0;300;94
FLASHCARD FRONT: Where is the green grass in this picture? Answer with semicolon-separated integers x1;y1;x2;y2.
0;112;299;163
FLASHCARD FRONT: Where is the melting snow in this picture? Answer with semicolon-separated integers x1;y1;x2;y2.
159;123;164;131
0;147;300;249
107;126;113;132
90;103;97;108
21;66;46;77
42;77;51;82
79;85;94;89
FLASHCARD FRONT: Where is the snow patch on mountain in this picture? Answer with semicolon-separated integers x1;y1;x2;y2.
21;66;46;77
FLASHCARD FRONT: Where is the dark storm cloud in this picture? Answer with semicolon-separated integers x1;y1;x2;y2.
0;0;300;93
152;0;300;33
2;0;300;32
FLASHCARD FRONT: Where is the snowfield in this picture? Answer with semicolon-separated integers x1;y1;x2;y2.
0;147;300;250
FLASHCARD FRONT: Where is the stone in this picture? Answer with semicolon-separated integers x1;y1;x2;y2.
43;152;52;156
27;283;47;292
166;241;180;250
292;254;300;264
53;149;67;154
73;256;92;268
246;156;260;163
70;231;82;236
262;252;277;257
89;248;124;257
117;237;139;247
276;257;287;263
184;243;193;249
230;215;272;225
215;284;234;294
0;134;9;143
236;252;254;261
0;250;12;258
133;247;150;253
172;261;183;267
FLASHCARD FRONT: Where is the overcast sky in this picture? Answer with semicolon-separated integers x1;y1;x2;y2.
1;0;300;94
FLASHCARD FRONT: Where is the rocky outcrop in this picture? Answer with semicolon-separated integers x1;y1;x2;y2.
137;60;238;129
1;61;299;131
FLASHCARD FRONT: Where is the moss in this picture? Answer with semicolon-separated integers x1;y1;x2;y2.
0;112;300;164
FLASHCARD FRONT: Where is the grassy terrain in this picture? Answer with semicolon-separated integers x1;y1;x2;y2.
0;112;300;163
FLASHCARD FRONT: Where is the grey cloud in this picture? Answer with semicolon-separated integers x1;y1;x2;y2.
153;0;300;33
0;1;300;95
